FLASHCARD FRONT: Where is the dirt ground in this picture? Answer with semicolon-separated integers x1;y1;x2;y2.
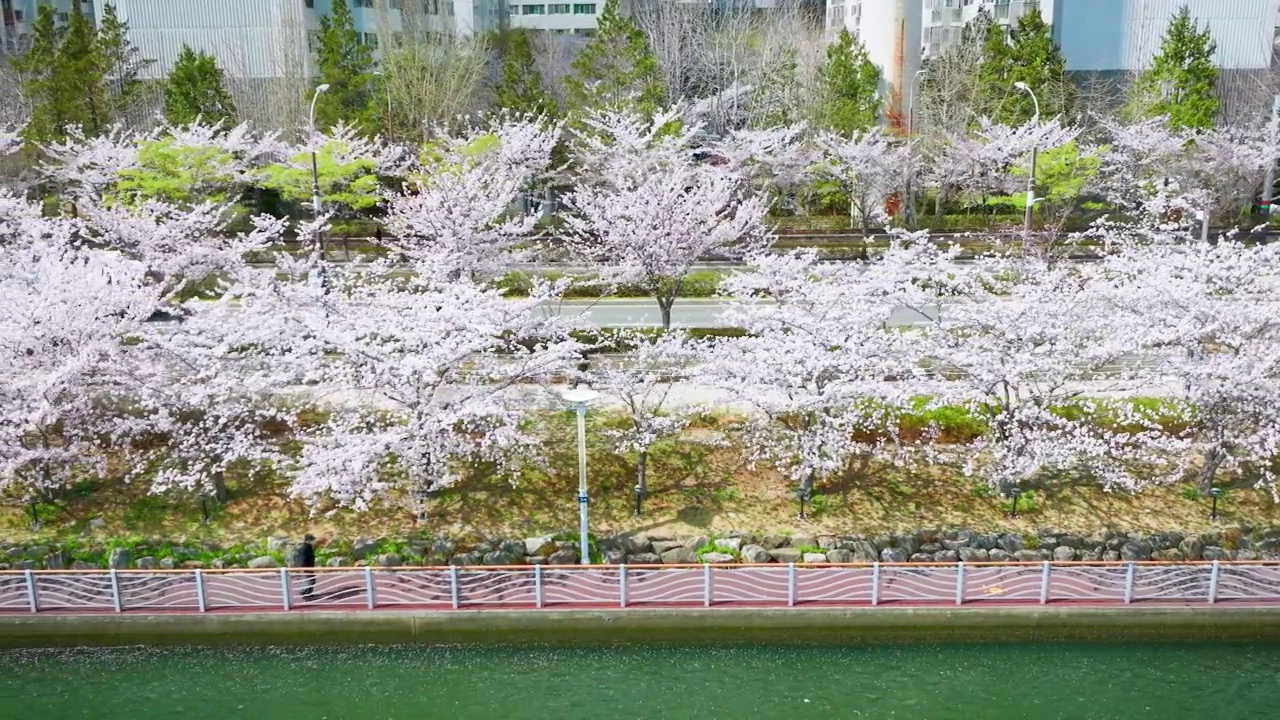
3;418;1275;546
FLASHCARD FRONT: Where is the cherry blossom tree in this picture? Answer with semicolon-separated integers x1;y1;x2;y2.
214;254;584;516
78;196;286;304
922;118;1079;219
113;282;297;515
587;330;701;515
814;127;911;233
0;241;160;522
698;244;949;517
39;121;283;206
715;123;814;211
383;116;560;279
565;109;770;330
569;106;699;188
909;254;1172;493
1100;237;1280;497
40;125;148;199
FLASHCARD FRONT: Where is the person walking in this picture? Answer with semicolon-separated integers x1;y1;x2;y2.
300;534;317;600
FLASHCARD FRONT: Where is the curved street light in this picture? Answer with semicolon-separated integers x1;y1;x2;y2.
1013;82;1041;245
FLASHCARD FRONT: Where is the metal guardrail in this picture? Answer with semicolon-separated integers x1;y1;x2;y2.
1;562;1278;614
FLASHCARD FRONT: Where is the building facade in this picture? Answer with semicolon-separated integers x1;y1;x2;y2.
914;0;1278;73
826;0;924;128
2;0;94;55
921;0;1053;58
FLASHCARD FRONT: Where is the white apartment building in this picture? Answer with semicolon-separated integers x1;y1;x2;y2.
921;0;1053;57
825;0;923;127
916;0;1277;73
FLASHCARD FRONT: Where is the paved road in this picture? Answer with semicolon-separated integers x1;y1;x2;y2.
536;298;942;328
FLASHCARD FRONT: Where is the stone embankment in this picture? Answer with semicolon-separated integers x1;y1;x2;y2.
4;526;1277;571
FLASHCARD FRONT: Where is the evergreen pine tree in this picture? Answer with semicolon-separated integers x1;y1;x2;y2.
164;45;238;126
813;29;882;135
56;3;108;136
11;6;60;146
1131;4;1219;130
314;0;376;130
97;1;154;125
973;12;1014;122
13;4;107;145
1004;12;1070;124
564;0;664;117
494;28;557;117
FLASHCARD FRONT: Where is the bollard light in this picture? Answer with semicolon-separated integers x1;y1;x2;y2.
1209;487;1223;520
1009;487;1023;518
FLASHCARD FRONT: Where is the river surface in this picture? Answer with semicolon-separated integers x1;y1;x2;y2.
1;642;1276;719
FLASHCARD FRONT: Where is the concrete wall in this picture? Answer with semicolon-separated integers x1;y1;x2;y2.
6;606;1280;648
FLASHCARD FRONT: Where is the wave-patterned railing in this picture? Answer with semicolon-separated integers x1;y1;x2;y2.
1;562;1278;614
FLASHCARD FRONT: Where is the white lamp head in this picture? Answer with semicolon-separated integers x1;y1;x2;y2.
560;387;599;404
315;84;331;94
1013;81;1029;91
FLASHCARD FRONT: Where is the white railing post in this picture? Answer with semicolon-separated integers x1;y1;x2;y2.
619;565;628;608
1040;562;1051;605
955;562;965;605
534;564;544;609
195;569;206;613
787;563;796;606
1124;562;1136;604
703;564;712;607
1208;561;1220;604
24;569;38;613
280;568;291;611
450;565;460;609
871;562;881;606
110;569;122;613
365;566;376;609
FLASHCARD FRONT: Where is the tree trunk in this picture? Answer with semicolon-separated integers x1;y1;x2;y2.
657;297;675;331
1198;444;1227;493
211;470;229;504
797;469;816;519
634;449;648;516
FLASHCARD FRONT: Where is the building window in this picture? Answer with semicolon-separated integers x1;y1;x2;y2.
363;32;379;47
549;3;569;12
355;0;376;7
572;3;595;13
522;4;545;14
13;10;23;21
56;12;69;22
305;0;315;8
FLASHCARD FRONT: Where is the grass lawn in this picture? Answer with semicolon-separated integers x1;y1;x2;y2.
2;411;1276;548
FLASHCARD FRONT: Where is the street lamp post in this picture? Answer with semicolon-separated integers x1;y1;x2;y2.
307;84;330;293
308;84;329;223
560;386;599;565
1013;81;1040;247
906;68;928;228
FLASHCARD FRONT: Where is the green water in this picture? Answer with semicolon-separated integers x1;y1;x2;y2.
1;643;1276;719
